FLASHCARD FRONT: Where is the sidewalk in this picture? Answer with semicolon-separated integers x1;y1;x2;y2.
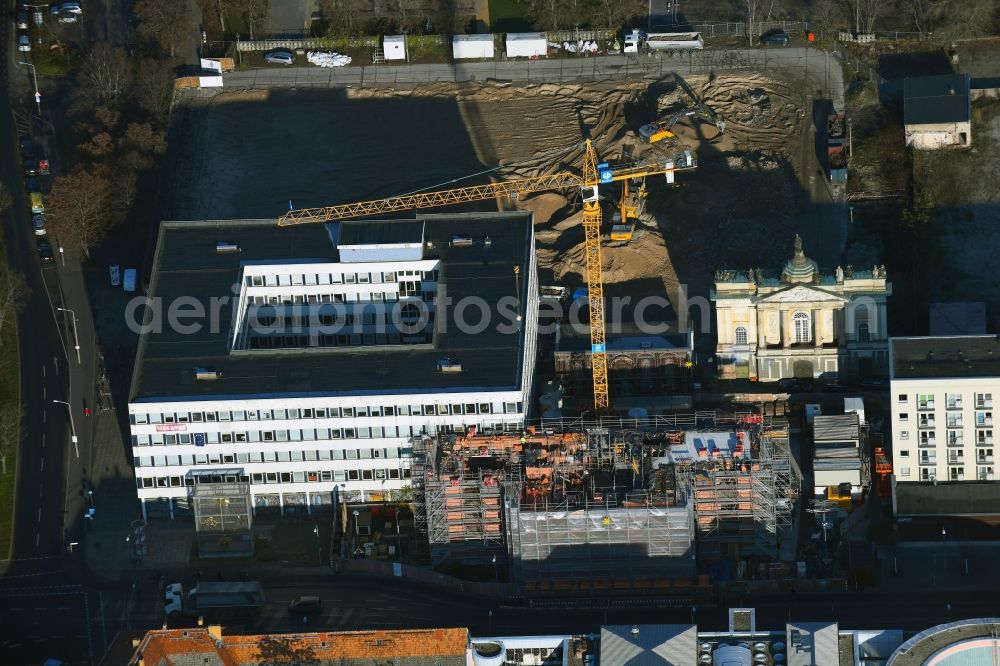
873;542;1000;592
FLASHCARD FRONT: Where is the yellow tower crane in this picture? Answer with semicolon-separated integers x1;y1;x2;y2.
277;140;695;412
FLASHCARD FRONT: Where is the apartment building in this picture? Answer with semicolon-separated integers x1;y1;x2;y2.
129;213;538;519
889;336;1000;484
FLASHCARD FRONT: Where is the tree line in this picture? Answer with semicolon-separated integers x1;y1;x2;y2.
43;2;179;259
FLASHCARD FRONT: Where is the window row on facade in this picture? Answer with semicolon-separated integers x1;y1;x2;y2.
246;269;437;288
134;445;408;467
136;466;411;489
897;412;993;428
898;447;994;464
132;421;524;447
898;466;995;482
897;429;994;445
245;286;434;306
897;392;993;409
131;401;525;425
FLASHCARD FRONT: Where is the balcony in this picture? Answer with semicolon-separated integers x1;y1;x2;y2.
947;456;964;465
946;439;963;447
977;456;995;464
917;402;936;411
919;439;938;448
977;400;993;409
979;472;996;481
919;457;937;465
918;419;937;429
977;419;994;428
950;474;966;481
946;418;964;429
946;401;964;410
978;437;994;446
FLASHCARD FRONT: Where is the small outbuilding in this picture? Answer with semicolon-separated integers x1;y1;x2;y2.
383;35;406;61
505;32;547;58
452;34;494;60
903;73;972;149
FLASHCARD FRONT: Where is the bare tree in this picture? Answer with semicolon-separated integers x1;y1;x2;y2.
134;0;192;58
0;264;29;347
900;0;948;38
393;0;421;33
843;0;885;34
744;0;778;46
812;0;846;37
132;57;176;120
520;0;578;31
0;402;24;475
231;0;269;39
80;43;131;103
45;167;114;259
326;0;365;36
589;0;647;28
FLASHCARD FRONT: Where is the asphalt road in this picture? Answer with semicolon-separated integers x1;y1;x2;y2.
0;14;103;666
128;572;1000;637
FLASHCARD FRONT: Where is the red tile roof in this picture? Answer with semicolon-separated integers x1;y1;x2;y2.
131;626;469;665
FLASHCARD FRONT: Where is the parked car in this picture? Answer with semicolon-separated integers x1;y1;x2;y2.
29;191;44;214
19;135;35;157
264;49;295;65
58;1;82;14
760;30;790;46
16;11;29;29
17;33;31;52
821;379;845;393
23;160;38;177
288;596;322;616
859;377;889;390
58;11;78;23
37;242;55;267
38;158;50;175
109;264;120;287
123;268;137;292
24;177;40;193
777;377;812;393
32;214;46;236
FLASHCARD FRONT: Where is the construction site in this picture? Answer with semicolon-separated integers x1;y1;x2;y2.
410;413;799;592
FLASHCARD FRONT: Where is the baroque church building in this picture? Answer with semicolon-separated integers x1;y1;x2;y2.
712;236;891;382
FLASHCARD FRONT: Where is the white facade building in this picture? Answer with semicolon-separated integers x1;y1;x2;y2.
890;336;1000;485
713;235;891;381
129;213;538;519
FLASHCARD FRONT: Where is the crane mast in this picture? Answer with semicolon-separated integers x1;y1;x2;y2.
277;139;693;413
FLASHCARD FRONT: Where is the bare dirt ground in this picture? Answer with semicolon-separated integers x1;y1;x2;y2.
167;72;822;321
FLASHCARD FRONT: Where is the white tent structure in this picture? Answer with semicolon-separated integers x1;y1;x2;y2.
452;34;494;60
505;32;547;58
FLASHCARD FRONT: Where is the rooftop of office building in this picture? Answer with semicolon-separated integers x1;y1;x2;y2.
130;213;533;402
890;336;1000;380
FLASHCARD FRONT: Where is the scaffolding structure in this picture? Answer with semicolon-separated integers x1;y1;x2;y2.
687;425;796;561
411;413;800;587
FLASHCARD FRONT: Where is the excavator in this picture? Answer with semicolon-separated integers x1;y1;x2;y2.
638;102;726;145
278;140;696;412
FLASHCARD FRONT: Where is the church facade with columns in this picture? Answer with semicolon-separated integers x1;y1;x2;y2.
712;236;891;381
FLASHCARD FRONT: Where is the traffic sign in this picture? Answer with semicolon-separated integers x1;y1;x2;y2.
34;92;41;104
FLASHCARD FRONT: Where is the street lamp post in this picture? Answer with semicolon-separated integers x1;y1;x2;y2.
57;307;81;364
58;245;65;267
492;553;499;585
313;524;321;564
17;61;40;117
52;399;79;458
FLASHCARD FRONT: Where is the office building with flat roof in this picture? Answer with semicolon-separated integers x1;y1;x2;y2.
128;213;538;518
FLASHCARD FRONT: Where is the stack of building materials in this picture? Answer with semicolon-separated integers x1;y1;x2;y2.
812;412;866;505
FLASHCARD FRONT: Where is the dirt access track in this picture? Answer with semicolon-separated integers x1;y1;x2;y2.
166;73;836;322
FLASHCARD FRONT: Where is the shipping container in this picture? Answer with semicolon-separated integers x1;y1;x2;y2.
383;35;406;61
452;34;494;60
505;32;547;58
646;32;704;51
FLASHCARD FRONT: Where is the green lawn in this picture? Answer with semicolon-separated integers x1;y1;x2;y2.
0;260;21;559
31;43;81;79
488;0;532;32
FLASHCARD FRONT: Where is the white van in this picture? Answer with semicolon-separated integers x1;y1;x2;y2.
123;268;137;292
